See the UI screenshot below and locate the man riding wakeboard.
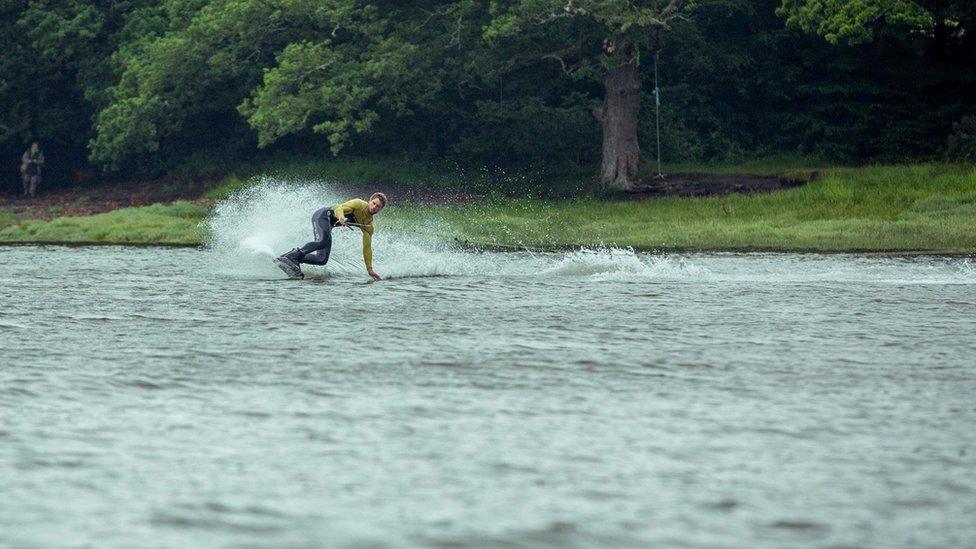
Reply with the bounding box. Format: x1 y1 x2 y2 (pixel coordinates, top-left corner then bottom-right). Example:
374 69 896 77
274 192 387 281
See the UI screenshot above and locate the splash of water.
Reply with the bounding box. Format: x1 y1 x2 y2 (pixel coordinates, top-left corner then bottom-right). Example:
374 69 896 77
541 247 707 281
204 178 507 279
205 178 337 277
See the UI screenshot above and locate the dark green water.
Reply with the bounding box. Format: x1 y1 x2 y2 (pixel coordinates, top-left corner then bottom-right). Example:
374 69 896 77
2 243 975 547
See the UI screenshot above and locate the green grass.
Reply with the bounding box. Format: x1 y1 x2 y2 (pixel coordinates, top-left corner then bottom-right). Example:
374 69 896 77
3 163 974 252
204 174 254 200
0 202 208 245
0 211 23 231
388 164 976 253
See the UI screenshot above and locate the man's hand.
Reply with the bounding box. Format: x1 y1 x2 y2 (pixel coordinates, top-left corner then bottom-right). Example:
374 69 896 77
367 269 382 281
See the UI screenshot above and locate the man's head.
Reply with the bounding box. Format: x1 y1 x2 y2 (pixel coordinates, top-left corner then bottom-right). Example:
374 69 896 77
30 141 39 151
368 192 387 215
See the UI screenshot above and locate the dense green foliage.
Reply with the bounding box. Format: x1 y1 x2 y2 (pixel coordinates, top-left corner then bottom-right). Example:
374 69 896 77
2 0 974 187
778 0 973 45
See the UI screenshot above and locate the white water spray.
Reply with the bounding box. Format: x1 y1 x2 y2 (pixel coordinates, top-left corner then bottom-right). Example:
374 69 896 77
205 178 510 279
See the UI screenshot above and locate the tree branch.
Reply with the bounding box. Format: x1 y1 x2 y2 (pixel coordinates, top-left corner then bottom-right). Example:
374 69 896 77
542 54 570 74
659 0 682 20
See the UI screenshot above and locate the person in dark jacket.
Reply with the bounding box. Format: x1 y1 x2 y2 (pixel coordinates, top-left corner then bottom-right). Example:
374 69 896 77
20 141 44 197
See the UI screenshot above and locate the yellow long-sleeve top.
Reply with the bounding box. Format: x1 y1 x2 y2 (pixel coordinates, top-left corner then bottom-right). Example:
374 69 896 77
332 199 375 270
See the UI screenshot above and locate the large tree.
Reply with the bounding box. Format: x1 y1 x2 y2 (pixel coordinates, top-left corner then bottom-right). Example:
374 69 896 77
485 1 690 190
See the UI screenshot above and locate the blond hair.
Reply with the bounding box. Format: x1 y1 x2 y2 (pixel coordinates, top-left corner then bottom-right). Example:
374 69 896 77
370 192 388 206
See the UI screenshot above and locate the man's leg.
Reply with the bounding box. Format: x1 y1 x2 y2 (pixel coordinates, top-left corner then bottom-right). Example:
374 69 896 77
299 244 331 266
28 176 38 197
296 209 333 265
21 174 29 196
275 208 332 278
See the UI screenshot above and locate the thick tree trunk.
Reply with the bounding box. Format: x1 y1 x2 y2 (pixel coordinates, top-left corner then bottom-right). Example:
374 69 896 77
594 61 642 191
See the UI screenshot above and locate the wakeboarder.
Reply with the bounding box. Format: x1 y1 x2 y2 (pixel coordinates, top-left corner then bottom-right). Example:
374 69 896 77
274 192 387 281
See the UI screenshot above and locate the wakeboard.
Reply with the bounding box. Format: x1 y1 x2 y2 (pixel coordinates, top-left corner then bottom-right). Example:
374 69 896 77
273 257 304 279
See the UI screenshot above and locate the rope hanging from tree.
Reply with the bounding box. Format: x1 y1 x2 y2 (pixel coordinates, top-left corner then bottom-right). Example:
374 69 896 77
653 49 664 178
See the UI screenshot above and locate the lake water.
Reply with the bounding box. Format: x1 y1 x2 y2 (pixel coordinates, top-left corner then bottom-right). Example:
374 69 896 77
2 186 975 548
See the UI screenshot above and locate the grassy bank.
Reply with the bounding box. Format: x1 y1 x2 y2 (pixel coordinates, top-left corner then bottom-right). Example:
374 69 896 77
404 164 976 253
2 163 974 253
0 202 207 245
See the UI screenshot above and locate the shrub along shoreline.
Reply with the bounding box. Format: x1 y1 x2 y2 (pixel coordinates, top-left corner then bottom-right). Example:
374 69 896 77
1 163 974 254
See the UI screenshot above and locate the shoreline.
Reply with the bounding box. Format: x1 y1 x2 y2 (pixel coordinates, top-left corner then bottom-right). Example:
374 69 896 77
2 240 973 258
2 162 974 255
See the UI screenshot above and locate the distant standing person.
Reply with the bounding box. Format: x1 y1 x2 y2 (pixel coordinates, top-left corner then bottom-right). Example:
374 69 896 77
20 141 44 197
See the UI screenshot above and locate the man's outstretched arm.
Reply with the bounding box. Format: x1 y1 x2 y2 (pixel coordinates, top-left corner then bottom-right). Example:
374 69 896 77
361 225 380 280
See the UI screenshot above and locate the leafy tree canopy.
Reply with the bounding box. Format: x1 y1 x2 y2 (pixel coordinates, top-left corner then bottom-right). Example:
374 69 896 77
2 0 973 183
778 0 974 44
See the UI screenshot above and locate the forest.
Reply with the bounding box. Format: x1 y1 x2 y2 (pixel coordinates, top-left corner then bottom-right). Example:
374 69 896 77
2 0 975 190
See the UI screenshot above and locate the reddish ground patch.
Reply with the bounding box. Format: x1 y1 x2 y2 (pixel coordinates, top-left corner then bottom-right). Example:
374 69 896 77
625 172 811 198
0 176 219 221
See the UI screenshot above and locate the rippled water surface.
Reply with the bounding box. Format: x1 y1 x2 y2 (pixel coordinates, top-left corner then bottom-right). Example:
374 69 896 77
3 235 976 547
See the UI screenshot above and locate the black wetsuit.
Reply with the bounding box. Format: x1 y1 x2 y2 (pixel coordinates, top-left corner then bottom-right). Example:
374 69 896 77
295 207 340 265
